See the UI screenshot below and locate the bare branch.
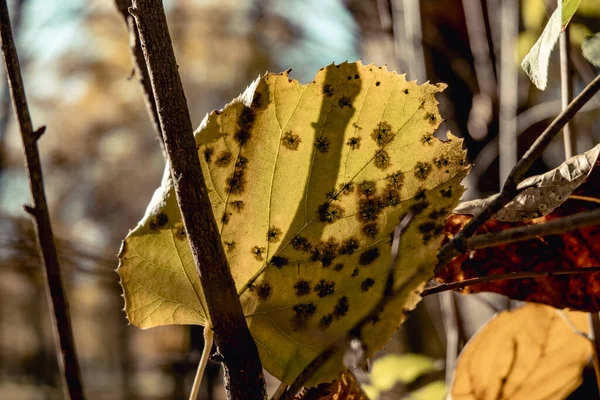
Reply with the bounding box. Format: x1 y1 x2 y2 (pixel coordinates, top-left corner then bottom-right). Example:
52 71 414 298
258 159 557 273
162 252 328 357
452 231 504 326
114 0 164 153
422 266 600 296
463 208 600 251
281 213 414 400
437 74 600 271
0 2 86 399
128 1 266 398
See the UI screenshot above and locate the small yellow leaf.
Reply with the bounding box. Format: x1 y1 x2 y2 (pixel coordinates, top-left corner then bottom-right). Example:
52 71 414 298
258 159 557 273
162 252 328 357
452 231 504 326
452 304 591 400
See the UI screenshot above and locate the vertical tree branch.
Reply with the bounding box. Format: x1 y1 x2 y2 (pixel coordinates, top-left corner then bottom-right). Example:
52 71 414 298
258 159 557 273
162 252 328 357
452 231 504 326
0 2 86 399
498 0 518 183
114 0 164 153
559 1 575 159
128 1 266 399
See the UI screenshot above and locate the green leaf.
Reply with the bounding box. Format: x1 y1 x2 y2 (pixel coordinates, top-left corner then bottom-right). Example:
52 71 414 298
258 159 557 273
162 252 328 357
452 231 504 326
583 32 600 67
521 0 581 90
118 61 469 385
362 354 444 400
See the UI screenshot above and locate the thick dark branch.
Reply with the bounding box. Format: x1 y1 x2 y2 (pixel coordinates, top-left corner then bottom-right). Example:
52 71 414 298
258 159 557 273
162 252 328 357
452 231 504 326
114 0 163 152
0 2 85 399
422 266 600 296
129 1 266 399
437 74 600 271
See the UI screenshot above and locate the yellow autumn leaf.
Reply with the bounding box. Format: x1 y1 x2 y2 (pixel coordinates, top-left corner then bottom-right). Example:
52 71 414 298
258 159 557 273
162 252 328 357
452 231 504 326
118 61 469 385
452 303 591 400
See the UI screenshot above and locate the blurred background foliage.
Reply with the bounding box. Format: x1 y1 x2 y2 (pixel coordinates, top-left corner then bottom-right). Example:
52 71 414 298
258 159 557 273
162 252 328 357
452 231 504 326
0 0 598 399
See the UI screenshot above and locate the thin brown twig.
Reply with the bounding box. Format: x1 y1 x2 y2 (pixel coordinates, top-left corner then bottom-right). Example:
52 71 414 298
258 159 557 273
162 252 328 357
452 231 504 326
280 214 414 400
128 1 266 398
463 208 600 251
0 2 85 399
421 266 600 296
436 74 600 272
114 0 164 153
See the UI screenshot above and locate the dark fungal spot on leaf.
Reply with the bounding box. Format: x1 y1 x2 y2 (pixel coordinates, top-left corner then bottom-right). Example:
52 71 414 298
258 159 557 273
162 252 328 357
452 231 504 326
385 171 404 189
358 196 384 223
338 96 352 108
418 222 443 244
354 74 360 79
319 314 334 330
358 180 377 197
433 156 450 168
361 278 375 292
149 212 169 230
374 150 391 170
251 246 266 260
383 188 401 207
251 92 262 108
231 200 244 212
256 282 272 299
221 212 230 225
318 203 345 224
441 187 453 198
203 147 214 163
339 182 355 195
326 190 340 201
315 136 330 153
294 280 311 296
415 188 427 200
414 161 432 180
428 208 448 220
404 89 409 94
376 81 381 86
334 296 349 318
175 226 186 241
291 235 312 252
371 121 393 147
322 84 335 97
267 227 282 243
340 238 359 255
227 170 246 194
346 137 361 150
224 241 236 252
425 113 437 124
334 263 344 271
314 280 335 298
410 201 429 215
420 134 433 145
359 247 380 265
292 303 317 331
269 256 289 268
311 238 339 267
282 131 301 150
215 151 233 167
351 268 359 277
362 222 379 238
235 156 249 169
347 76 352 80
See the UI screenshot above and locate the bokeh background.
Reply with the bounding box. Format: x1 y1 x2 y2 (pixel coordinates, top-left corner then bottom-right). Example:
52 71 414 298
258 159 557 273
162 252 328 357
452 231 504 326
0 0 599 398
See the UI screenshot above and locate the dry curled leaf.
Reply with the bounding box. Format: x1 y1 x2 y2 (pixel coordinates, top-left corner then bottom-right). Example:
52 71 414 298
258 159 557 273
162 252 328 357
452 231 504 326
295 372 368 400
452 304 591 400
454 144 599 221
436 146 600 311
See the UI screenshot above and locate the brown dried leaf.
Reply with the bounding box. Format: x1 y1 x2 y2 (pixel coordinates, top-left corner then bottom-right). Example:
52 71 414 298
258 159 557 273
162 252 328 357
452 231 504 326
436 147 600 311
295 372 368 400
452 304 591 400
454 144 599 221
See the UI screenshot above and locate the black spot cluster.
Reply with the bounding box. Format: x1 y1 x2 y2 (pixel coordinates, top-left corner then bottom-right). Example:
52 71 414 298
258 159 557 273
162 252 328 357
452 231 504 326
359 247 380 265
371 122 394 147
282 131 301 150
149 212 169 230
227 155 249 194
294 279 311 296
256 282 272 299
203 147 214 163
361 278 375 292
291 235 312 253
314 280 335 297
414 161 432 180
315 136 330 153
267 227 282 243
251 245 266 260
346 137 361 150
318 203 345 224
311 238 340 267
215 151 233 167
268 256 288 268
